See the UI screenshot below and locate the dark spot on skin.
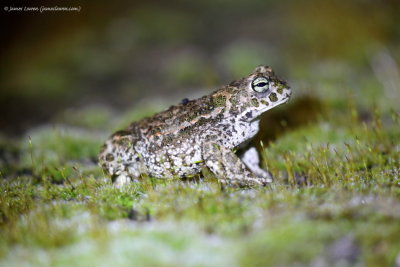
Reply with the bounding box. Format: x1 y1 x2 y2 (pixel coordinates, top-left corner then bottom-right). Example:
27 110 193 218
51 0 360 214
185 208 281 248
212 95 227 107
161 134 174 146
150 127 162 135
229 80 241 87
106 153 114 162
269 93 278 102
100 144 107 153
113 137 131 147
242 131 245 137
136 157 140 162
229 96 237 106
179 124 195 137
181 98 190 105
260 100 269 106
245 111 252 118
112 130 131 137
277 86 284 94
185 113 198 122
198 117 209 125
251 98 259 107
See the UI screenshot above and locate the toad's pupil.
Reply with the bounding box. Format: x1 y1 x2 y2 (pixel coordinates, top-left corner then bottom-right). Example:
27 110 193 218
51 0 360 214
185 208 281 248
256 82 267 87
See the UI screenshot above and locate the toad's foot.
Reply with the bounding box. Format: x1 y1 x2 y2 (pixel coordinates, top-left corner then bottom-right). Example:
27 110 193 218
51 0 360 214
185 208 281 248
202 142 270 187
112 172 132 188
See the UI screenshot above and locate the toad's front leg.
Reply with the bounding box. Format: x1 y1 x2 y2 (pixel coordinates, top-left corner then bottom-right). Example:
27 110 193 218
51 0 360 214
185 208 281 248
239 146 272 183
202 142 271 187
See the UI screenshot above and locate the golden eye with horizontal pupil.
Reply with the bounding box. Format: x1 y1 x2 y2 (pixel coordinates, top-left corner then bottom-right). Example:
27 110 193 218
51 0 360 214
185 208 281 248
251 77 270 93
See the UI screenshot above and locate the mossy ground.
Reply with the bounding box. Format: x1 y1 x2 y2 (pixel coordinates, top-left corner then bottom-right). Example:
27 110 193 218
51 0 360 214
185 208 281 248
1 88 400 266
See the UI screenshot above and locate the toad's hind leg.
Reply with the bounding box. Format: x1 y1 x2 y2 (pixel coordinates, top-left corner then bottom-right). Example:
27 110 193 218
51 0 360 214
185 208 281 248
98 133 147 187
202 142 271 187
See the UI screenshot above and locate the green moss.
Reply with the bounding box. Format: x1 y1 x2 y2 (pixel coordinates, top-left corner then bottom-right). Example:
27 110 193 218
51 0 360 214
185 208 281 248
240 221 336 266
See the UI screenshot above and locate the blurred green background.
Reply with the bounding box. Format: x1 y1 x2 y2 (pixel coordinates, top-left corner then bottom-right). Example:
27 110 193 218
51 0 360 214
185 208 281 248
1 0 399 134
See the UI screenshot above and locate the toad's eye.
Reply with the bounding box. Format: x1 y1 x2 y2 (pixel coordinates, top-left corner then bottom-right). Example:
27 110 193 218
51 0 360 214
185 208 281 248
251 77 270 93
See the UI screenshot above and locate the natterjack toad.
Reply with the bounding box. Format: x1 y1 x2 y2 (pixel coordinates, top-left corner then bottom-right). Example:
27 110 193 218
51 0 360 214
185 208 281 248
99 66 291 187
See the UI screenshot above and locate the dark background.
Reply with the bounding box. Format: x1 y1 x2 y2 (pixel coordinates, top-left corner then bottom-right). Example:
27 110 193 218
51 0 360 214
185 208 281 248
1 0 399 134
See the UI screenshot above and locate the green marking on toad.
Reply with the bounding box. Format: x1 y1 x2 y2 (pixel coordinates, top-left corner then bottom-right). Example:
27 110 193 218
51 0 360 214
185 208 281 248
99 65 292 187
